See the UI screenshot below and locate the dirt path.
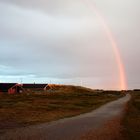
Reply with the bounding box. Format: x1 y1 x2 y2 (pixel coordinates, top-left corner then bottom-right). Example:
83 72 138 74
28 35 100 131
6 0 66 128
0 94 131 140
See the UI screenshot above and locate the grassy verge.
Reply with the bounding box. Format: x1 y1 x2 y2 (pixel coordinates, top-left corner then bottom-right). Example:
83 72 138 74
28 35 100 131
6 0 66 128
122 91 140 140
0 85 123 134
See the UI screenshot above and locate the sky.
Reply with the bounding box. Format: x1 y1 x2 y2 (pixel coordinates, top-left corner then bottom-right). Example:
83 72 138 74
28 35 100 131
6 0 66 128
0 0 140 90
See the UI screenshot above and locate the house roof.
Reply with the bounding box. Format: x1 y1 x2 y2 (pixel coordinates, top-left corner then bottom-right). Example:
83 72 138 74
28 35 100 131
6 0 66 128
22 84 48 89
0 83 17 92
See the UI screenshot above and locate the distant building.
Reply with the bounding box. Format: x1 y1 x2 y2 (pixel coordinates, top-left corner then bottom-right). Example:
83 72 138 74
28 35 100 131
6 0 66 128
0 83 50 94
0 83 22 94
22 83 50 92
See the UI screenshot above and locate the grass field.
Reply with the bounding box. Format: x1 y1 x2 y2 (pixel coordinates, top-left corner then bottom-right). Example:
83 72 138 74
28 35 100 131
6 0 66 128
0 85 124 134
122 90 140 140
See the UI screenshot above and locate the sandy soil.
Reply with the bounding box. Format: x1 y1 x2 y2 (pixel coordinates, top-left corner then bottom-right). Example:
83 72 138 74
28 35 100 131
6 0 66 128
0 94 130 140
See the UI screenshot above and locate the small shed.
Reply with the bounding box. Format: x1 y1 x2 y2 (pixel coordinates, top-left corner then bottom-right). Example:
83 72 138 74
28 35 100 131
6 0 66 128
0 83 22 94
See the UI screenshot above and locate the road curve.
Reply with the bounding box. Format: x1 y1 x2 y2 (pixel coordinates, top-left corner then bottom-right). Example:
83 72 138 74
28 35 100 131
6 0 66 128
0 94 131 140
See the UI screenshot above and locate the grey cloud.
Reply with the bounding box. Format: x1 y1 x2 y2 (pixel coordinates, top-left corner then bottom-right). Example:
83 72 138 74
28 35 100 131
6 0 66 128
0 0 140 89
0 0 93 18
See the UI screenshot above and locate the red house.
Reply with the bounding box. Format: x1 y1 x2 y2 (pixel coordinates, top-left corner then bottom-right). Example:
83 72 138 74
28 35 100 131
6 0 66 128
0 83 22 94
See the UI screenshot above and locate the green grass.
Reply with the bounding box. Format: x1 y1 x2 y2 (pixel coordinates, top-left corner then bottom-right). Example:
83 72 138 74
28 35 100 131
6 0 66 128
122 91 140 140
0 85 123 134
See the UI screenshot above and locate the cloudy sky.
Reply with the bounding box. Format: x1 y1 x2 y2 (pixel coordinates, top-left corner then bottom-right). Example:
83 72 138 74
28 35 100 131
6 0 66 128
0 0 140 90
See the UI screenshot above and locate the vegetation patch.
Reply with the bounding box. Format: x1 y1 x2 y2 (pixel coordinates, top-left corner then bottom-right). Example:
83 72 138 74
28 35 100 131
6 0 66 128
0 85 123 134
122 91 140 140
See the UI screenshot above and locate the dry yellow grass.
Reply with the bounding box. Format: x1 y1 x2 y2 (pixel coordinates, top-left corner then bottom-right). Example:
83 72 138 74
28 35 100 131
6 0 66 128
0 85 123 134
121 91 140 140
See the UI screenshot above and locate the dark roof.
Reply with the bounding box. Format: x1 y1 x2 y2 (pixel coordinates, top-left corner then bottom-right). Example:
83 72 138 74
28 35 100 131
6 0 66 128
0 83 17 92
22 84 48 89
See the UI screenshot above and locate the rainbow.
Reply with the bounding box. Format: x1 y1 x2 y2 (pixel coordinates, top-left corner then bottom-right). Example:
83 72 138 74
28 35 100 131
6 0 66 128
84 0 127 90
